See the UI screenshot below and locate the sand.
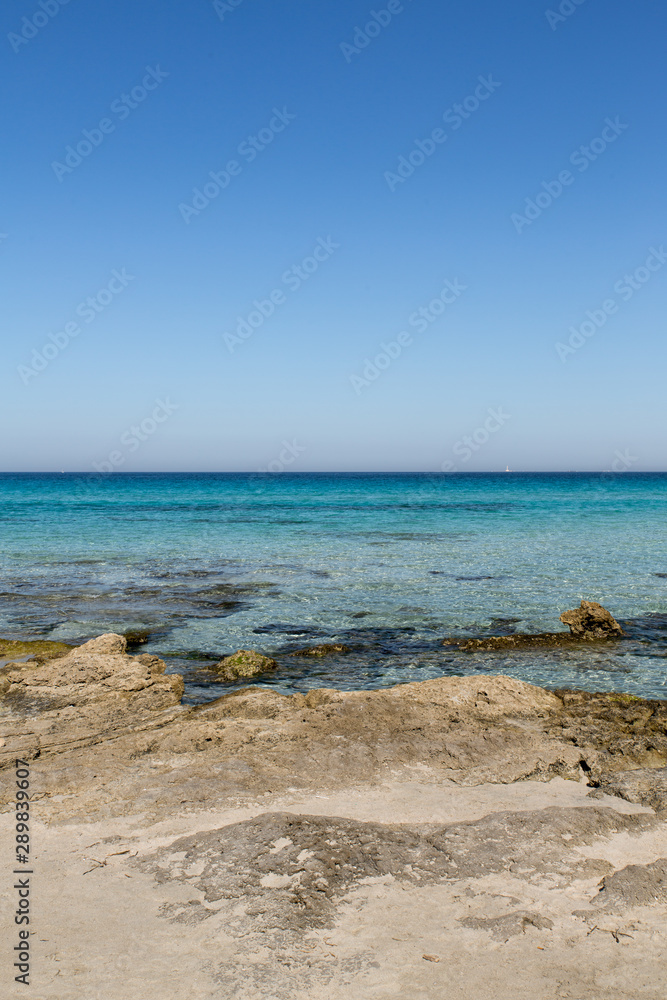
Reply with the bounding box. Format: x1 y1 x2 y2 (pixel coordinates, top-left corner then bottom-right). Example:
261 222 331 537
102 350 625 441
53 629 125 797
2 635 667 998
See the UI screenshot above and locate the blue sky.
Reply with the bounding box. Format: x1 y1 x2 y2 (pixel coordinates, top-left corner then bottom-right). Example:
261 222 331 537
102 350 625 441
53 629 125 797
1 0 665 472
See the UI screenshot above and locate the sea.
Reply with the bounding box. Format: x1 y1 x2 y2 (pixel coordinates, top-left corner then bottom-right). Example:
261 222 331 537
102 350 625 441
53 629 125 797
1 472 666 704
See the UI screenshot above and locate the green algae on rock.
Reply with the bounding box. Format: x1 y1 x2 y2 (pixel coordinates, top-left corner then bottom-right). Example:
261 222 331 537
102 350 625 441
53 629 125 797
212 649 279 682
289 643 351 657
443 600 625 651
0 637 74 663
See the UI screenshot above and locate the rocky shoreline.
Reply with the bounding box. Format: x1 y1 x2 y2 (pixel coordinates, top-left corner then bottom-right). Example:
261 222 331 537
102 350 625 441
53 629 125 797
2 627 667 999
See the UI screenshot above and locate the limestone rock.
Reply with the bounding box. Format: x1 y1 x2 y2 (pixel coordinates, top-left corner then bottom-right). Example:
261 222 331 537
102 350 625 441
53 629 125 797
1 633 667 1000
77 633 128 655
135 653 169 674
123 629 152 648
0 632 182 716
387 673 562 719
460 910 554 941
596 767 667 811
213 649 279 682
559 600 624 638
593 858 667 909
137 806 655 935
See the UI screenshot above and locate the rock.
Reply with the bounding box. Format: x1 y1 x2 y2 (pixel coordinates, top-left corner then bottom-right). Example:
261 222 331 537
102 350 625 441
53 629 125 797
596 767 667 811
444 600 624 650
136 806 655 936
135 653 169 674
550 689 667 778
2 647 667 1000
593 858 667 909
289 643 351 657
0 632 182 716
394 674 561 719
213 649 279 682
450 633 582 651
77 633 128 655
123 629 151 648
460 911 553 941
559 600 624 638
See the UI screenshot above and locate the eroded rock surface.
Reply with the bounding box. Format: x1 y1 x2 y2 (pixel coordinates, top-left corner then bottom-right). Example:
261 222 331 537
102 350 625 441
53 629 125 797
595 767 667 811
593 858 667 909
560 600 625 638
2 633 667 999
0 632 182 713
0 633 184 759
138 805 656 935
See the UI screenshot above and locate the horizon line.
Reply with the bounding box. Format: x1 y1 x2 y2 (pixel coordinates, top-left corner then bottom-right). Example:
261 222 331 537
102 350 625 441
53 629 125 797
1 470 665 477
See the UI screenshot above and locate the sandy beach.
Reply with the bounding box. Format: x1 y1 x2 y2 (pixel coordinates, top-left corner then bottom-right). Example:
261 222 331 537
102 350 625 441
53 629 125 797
2 633 667 999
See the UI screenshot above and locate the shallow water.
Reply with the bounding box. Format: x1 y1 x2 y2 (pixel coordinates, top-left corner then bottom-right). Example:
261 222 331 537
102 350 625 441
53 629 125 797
1 472 666 702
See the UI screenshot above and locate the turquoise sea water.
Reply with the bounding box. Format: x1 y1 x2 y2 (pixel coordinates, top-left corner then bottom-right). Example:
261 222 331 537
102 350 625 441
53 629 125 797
1 472 667 702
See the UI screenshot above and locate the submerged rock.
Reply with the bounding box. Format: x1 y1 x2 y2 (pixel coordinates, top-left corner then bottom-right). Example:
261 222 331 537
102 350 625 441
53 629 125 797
289 643 351 657
444 600 624 650
123 629 152 648
213 649 279 682
448 633 583 651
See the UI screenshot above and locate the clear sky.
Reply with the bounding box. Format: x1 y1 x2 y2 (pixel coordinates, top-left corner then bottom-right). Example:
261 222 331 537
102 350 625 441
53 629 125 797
1 0 665 472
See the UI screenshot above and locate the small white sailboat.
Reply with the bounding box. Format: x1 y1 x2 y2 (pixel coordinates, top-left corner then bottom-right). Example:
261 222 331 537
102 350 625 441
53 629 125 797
505 465 511 472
